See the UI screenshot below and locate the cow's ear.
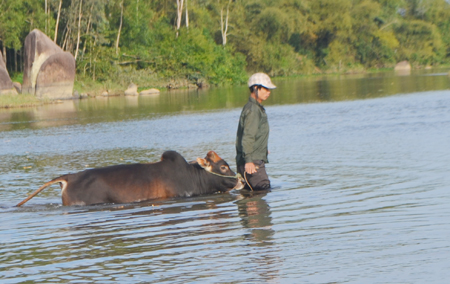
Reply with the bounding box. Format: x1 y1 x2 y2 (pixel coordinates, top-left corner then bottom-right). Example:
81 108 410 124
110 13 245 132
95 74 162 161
196 158 211 171
206 151 221 163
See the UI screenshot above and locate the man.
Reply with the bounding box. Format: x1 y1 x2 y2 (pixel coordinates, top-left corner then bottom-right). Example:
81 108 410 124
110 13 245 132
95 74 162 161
236 73 276 191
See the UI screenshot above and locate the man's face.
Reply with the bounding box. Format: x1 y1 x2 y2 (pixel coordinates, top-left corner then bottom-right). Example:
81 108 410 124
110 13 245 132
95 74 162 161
258 87 271 102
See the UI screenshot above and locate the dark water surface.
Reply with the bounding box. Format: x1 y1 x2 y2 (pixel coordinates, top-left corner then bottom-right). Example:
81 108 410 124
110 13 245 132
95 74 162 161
1 70 450 283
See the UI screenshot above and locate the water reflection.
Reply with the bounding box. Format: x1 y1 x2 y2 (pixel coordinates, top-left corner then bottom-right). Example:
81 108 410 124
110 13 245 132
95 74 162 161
0 100 78 131
235 190 280 282
3 194 247 282
237 190 274 245
1 69 449 132
395 69 411 76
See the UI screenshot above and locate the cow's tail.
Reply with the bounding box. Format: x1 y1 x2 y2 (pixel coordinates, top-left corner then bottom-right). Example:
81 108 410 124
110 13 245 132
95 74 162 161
15 176 68 207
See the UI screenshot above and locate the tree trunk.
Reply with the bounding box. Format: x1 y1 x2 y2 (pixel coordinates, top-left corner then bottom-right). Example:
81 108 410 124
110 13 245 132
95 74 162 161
136 0 139 20
14 49 17 72
176 0 184 37
54 0 62 43
74 0 83 60
45 0 48 34
92 35 97 81
62 25 70 50
2 45 6 66
82 4 94 60
185 0 189 29
220 0 231 46
116 0 124 55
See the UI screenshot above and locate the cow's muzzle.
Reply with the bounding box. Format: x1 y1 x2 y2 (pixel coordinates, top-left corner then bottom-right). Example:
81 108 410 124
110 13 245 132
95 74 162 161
233 173 246 190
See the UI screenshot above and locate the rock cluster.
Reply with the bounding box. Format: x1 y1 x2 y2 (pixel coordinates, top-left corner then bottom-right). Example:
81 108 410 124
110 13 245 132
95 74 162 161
3 29 162 100
124 83 160 96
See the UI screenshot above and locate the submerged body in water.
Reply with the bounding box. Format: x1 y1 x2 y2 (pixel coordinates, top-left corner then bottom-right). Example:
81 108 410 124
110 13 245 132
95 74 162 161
16 151 244 206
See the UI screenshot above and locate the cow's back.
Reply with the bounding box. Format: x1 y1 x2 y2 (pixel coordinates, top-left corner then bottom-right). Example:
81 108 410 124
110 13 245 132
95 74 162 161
62 152 195 205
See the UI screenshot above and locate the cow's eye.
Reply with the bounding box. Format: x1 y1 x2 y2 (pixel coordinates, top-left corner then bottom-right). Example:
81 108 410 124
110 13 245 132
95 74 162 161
220 165 228 172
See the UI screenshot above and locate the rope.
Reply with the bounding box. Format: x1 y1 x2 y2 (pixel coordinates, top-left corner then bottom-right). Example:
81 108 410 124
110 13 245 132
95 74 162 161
205 170 242 180
244 172 254 191
202 167 256 192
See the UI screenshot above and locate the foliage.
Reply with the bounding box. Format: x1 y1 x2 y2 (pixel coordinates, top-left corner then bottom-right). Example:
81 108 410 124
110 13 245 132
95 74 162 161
2 0 450 87
394 20 444 65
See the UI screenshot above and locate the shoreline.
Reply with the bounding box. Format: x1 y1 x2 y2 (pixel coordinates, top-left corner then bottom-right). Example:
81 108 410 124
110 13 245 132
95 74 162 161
2 66 449 109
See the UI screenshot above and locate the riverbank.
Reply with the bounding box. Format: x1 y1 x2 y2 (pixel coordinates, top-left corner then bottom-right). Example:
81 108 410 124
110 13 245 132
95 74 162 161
1 73 215 109
2 66 449 109
0 94 51 109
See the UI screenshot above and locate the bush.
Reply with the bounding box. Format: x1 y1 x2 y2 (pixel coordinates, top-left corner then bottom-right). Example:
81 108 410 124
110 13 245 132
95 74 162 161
394 20 444 65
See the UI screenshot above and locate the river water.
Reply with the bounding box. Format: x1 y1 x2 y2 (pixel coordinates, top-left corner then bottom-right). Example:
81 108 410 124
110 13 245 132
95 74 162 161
1 70 450 283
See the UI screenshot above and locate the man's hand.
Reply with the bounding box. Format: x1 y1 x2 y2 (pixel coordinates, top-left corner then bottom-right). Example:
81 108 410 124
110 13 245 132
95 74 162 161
245 162 258 174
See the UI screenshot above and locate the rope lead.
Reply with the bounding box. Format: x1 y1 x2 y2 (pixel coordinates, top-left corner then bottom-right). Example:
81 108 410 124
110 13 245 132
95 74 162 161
244 172 254 191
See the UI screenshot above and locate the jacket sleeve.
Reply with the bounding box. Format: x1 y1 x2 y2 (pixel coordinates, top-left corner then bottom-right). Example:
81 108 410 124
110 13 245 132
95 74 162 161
241 108 260 163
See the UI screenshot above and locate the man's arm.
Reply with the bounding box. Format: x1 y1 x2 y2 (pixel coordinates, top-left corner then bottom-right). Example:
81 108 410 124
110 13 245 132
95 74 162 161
241 109 260 173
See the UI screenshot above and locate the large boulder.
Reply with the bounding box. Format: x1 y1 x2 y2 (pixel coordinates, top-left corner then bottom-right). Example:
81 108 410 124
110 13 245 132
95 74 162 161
124 83 138 96
0 53 18 95
394 61 411 75
22 29 75 99
35 52 75 99
139 88 160 96
394 61 411 71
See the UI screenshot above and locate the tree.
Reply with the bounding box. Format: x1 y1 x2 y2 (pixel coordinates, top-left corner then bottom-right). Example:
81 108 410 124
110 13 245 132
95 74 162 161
176 0 184 37
54 0 62 42
3 0 450 84
0 0 30 69
220 0 231 46
74 0 83 60
394 19 444 64
116 0 123 55
185 0 189 28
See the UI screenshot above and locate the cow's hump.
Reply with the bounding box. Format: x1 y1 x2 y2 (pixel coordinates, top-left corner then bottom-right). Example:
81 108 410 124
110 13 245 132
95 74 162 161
161 151 185 163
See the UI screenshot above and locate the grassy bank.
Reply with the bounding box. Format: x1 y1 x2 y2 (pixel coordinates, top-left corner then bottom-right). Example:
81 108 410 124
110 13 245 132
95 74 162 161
73 70 215 96
0 76 200 109
0 94 47 109
3 65 448 109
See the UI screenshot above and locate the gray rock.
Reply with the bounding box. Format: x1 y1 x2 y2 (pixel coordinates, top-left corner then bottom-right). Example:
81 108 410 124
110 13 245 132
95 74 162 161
0 52 18 95
394 61 411 76
13 82 21 94
124 83 138 96
139 88 160 96
35 52 76 99
22 29 75 99
394 61 411 71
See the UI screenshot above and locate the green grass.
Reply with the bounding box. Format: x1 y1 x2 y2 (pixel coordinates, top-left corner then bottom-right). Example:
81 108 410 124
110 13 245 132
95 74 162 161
0 94 46 108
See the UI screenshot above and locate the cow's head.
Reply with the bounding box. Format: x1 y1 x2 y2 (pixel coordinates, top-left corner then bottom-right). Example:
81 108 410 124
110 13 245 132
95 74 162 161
197 151 245 191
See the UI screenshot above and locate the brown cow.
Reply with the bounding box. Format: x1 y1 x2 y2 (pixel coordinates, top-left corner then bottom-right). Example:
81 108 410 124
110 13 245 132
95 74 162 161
16 150 245 206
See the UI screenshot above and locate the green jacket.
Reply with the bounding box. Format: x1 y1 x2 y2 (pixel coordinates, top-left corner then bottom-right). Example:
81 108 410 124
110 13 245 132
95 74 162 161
236 97 269 166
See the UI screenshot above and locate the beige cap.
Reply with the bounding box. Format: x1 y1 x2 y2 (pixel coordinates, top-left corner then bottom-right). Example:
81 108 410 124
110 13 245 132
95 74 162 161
247 73 276 89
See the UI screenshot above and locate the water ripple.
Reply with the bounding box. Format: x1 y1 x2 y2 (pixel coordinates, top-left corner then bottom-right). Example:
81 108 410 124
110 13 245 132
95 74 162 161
2 89 450 283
